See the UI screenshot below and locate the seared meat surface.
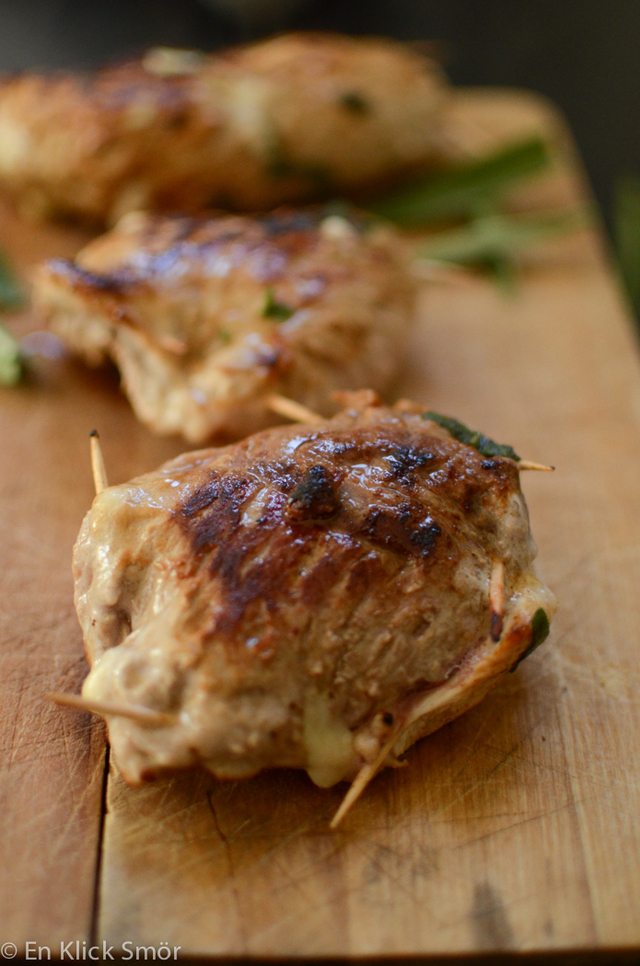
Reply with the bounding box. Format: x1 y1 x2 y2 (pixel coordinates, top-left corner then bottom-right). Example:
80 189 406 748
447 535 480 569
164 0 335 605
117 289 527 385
0 32 447 225
74 393 556 811
35 208 414 442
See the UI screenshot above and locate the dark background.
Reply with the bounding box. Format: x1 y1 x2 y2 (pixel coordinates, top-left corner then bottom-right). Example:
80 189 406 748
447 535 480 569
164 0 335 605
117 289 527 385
0 0 638 232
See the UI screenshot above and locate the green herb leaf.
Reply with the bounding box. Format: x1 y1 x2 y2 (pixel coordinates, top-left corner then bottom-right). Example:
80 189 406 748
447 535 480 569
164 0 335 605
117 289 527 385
0 248 25 310
614 175 640 319
339 91 371 115
0 322 24 386
510 608 551 672
486 252 519 296
218 330 232 345
423 410 520 460
369 137 552 227
262 288 294 321
418 209 584 268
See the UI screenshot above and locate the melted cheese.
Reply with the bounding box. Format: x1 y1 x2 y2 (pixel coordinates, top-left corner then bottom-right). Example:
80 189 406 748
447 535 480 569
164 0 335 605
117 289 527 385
303 690 355 787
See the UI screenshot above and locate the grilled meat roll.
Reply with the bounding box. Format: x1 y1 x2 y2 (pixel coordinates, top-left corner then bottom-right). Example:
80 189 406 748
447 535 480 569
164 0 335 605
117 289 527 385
73 392 556 822
35 208 415 442
0 32 447 225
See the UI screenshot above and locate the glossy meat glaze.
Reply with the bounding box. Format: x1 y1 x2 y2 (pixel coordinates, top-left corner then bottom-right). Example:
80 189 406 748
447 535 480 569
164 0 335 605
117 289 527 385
35 208 415 441
0 32 448 224
75 394 556 790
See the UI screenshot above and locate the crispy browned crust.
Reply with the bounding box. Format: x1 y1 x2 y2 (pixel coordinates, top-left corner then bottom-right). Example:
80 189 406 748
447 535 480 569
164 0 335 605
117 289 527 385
34 210 415 441
168 420 517 643
74 395 555 791
0 32 448 224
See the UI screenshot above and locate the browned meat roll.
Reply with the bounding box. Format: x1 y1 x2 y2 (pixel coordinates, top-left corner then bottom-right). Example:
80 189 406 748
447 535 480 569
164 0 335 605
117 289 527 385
0 32 448 225
72 392 556 823
34 207 415 442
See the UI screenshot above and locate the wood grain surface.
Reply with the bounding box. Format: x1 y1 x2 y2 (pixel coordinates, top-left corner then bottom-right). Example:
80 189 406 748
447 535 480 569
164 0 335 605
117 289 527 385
2 89 640 956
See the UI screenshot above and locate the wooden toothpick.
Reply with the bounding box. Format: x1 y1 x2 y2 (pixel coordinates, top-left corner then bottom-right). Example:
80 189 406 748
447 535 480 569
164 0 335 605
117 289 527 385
330 730 399 829
46 691 174 726
89 430 109 494
489 558 505 642
265 394 325 425
518 460 555 472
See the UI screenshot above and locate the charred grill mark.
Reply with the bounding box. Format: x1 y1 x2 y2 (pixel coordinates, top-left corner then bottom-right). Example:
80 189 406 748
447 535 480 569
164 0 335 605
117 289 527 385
247 460 301 497
213 529 308 638
190 480 249 554
47 259 134 294
286 465 339 523
57 216 321 295
312 433 457 488
176 473 222 518
410 520 442 555
276 468 302 494
420 453 517 516
258 211 320 235
479 457 519 492
48 205 353 312
174 475 250 555
385 444 437 480
167 419 520 645
359 507 442 561
213 551 270 633
130 231 246 282
174 468 310 638
309 437 356 459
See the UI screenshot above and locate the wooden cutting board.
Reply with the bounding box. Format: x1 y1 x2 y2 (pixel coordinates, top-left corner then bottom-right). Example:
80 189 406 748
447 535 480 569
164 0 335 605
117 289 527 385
2 89 640 957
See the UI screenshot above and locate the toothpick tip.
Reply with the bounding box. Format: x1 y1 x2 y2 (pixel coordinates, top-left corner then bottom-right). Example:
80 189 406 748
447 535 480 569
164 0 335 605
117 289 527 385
518 460 555 472
90 431 109 494
46 691 174 726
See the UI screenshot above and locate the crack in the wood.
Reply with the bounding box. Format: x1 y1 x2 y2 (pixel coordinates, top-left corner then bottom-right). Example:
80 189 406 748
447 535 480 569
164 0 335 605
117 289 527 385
205 790 249 953
89 744 110 947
